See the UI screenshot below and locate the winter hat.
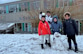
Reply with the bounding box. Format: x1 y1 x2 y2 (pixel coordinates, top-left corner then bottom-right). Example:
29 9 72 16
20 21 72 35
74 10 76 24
52 15 58 22
63 12 71 17
41 13 46 17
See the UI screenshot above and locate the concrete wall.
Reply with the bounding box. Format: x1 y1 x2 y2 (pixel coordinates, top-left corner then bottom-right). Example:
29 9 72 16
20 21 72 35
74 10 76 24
0 11 34 23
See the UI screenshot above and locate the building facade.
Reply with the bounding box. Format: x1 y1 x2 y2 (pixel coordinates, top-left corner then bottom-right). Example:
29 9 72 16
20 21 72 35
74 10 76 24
0 0 83 34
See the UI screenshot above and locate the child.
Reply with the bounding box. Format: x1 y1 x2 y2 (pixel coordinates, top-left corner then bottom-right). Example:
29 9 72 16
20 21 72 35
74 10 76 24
51 15 62 34
63 12 78 52
46 11 52 27
38 13 51 49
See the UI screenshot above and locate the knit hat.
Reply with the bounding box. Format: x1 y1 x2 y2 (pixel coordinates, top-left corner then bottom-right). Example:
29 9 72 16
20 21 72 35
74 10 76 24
63 12 71 17
41 13 46 17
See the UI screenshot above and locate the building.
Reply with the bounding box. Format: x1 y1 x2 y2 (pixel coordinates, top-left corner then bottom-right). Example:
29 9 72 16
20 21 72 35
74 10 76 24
75 0 83 5
0 0 83 34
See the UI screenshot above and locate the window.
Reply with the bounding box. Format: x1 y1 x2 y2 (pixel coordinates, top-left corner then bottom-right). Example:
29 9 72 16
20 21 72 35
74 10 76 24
30 1 40 10
27 2 30 11
35 1 40 10
19 2 28 11
28 23 32 32
0 6 6 14
64 0 68 6
15 23 22 32
63 0 73 7
16 4 20 12
6 5 9 13
69 0 73 6
59 0 64 7
22 23 25 31
56 0 59 8
24 2 28 11
8 4 17 13
44 0 54 9
19 3 25 11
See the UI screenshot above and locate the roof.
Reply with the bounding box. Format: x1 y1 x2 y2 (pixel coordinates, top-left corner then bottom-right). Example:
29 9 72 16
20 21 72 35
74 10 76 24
0 23 15 30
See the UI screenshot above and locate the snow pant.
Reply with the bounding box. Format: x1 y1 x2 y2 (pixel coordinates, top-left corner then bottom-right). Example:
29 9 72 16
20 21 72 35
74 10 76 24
67 35 78 50
40 35 50 45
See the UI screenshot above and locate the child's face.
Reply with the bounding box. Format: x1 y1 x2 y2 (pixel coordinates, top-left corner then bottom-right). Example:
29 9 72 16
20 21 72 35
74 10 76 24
41 17 45 21
65 15 70 20
47 13 51 16
54 18 57 22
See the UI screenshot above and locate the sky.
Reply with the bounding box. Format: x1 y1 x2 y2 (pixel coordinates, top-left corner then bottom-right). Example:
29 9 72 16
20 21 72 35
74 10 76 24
0 0 20 4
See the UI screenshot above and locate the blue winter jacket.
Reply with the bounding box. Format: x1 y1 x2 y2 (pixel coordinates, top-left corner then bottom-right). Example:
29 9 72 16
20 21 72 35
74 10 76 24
51 15 62 34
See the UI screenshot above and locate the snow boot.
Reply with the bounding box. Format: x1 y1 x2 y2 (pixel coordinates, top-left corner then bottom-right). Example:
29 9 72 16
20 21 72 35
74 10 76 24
41 44 44 49
75 49 78 53
74 44 78 52
45 40 48 45
47 43 51 48
75 47 78 52
68 47 72 51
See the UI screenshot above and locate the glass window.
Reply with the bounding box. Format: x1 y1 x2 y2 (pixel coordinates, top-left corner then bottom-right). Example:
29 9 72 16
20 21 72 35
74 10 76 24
36 1 40 10
19 3 28 11
24 2 28 11
30 2 34 10
30 1 40 10
28 23 32 32
69 0 73 6
64 0 68 6
63 0 72 6
28 2 30 11
6 5 9 13
8 4 17 13
44 0 53 9
59 0 64 7
22 23 25 31
19 3 24 11
0 6 6 14
15 23 22 32
16 4 20 12
56 0 59 8
44 0 48 9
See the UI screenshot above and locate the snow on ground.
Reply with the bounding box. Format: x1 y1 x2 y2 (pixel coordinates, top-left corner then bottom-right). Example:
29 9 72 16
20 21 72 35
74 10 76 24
0 34 83 54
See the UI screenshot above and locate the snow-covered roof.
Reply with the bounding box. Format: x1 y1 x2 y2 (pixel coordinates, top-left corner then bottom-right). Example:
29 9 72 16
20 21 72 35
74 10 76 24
0 23 15 30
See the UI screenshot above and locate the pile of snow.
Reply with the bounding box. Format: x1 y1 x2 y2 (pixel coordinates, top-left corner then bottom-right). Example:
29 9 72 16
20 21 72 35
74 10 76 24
0 34 83 54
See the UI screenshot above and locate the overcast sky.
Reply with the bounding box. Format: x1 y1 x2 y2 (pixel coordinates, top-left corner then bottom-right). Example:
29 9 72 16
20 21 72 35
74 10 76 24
0 0 20 4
